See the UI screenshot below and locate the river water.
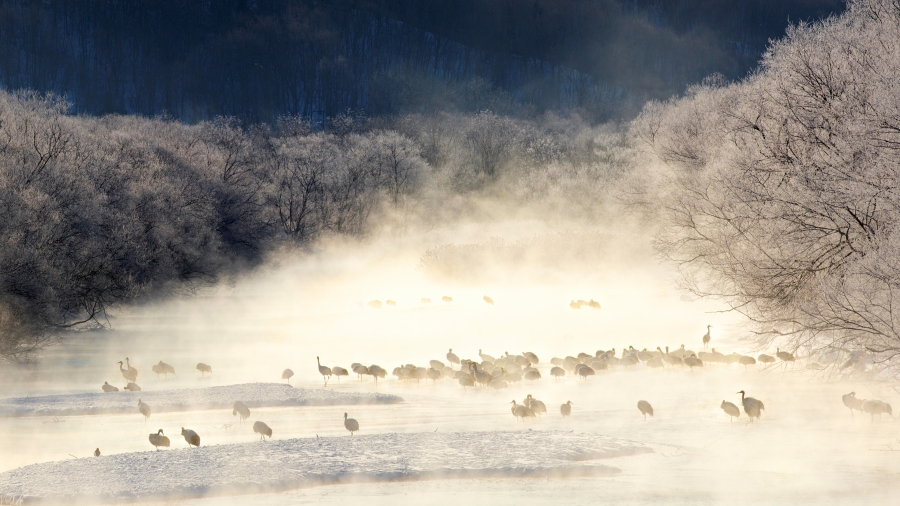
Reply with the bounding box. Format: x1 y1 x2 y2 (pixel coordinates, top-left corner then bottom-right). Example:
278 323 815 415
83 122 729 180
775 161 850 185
1 223 898 504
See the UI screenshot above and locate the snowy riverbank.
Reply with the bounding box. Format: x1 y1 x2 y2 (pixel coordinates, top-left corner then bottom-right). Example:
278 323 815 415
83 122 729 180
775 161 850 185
0 383 402 417
0 430 650 504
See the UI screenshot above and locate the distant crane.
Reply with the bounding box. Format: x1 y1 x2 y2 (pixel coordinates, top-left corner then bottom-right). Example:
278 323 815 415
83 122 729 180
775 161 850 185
510 400 535 422
344 412 359 435
702 325 712 348
317 356 332 386
118 360 138 382
842 392 863 417
483 295 494 305
720 400 740 422
332 366 349 381
124 382 141 392
233 401 251 423
737 390 765 421
138 399 151 423
637 400 654 420
862 399 893 421
442 296 453 302
758 354 775 365
253 421 273 441
94 448 101 457
149 429 170 450
102 382 118 393
196 363 212 376
446 349 460 368
181 427 200 447
560 401 572 418
550 366 566 379
684 354 704 371
282 369 294 384
776 348 795 363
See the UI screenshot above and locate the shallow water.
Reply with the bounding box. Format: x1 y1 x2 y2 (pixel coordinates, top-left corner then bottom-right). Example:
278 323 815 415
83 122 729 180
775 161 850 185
1 224 899 504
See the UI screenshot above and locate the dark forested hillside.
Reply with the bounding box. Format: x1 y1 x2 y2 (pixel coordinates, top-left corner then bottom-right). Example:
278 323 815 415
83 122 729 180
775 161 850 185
0 0 844 123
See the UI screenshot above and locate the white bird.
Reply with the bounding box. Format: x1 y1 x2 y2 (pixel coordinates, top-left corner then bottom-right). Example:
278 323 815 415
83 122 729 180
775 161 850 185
479 349 496 363
344 412 359 435
472 364 491 387
102 381 118 392
684 354 703 370
137 399 151 423
702 325 712 348
489 375 508 390
352 364 369 380
524 369 541 382
588 299 601 309
385 300 397 306
196 363 212 376
367 300 383 308
181 427 200 447
332 366 349 381
442 295 453 302
560 401 572 418
124 382 141 392
738 390 765 421
484 295 494 305
842 392 863 417
446 349 460 368
637 400 654 420
576 364 595 379
253 421 273 441
510 400 535 422
862 399 893 421
149 429 170 450
233 401 250 423
721 400 740 422
524 395 547 416
776 348 795 363
317 356 332 386
118 359 138 382
282 368 294 384
369 365 386 384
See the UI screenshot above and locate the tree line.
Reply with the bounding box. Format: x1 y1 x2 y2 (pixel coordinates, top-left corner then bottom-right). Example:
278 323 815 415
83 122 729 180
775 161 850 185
0 91 621 358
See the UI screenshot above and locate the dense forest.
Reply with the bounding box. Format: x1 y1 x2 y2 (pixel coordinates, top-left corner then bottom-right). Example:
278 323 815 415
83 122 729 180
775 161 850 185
0 0 844 122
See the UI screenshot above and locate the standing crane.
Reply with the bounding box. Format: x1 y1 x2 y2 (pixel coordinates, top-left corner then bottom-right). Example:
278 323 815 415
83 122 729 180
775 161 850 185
317 357 332 386
137 399 151 424
344 412 359 435
702 325 712 348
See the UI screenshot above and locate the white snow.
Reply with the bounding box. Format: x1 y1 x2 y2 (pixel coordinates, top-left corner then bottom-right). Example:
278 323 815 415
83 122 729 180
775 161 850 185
0 383 402 417
0 430 649 504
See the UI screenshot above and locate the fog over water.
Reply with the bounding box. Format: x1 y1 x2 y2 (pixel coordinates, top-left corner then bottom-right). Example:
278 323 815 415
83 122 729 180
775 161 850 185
1 218 899 504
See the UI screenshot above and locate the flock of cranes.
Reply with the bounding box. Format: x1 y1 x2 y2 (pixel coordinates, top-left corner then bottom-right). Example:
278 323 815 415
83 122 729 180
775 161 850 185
91 321 893 459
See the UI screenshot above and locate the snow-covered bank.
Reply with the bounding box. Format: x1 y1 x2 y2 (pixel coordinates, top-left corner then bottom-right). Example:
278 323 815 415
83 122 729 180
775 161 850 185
0 431 649 504
0 383 402 417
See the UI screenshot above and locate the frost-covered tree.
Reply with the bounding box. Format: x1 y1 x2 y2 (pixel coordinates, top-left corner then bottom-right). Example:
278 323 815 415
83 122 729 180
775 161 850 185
634 0 900 369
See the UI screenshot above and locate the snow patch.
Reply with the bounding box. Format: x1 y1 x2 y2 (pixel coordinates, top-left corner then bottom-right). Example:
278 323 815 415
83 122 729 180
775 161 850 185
0 430 646 504
0 383 402 417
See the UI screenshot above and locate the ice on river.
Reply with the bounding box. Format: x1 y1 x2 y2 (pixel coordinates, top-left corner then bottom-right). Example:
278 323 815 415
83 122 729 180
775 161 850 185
0 383 402 417
0 430 650 504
